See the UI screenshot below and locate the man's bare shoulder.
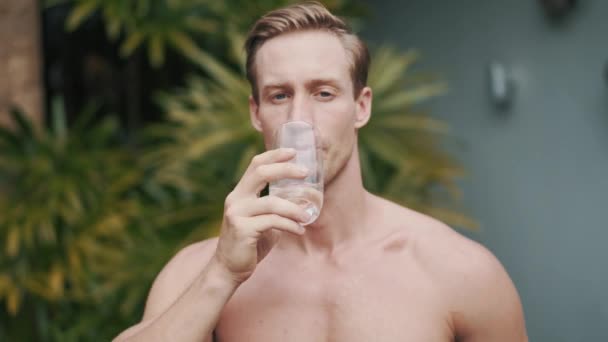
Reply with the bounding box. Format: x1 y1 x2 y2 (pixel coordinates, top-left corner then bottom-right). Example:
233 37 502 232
371 194 503 280
373 195 527 340
142 237 219 320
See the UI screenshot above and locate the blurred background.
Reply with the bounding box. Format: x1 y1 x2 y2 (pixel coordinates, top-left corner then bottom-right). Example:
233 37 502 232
0 0 605 341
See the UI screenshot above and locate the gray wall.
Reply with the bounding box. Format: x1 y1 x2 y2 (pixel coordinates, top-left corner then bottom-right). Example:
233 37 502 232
362 1 608 341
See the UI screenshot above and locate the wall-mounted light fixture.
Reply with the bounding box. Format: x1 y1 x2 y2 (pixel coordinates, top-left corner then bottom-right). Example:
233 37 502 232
487 61 516 109
539 0 578 19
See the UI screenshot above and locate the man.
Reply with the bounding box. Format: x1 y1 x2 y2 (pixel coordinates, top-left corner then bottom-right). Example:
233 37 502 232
114 2 528 341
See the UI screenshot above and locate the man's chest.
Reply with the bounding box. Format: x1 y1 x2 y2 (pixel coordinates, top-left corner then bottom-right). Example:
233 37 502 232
214 252 454 341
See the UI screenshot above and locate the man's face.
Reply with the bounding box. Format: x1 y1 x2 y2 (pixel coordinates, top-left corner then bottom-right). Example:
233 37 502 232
249 30 371 186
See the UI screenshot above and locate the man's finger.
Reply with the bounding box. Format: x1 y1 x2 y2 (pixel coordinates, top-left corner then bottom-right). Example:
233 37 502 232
248 148 297 168
234 150 308 196
245 214 305 236
230 196 311 224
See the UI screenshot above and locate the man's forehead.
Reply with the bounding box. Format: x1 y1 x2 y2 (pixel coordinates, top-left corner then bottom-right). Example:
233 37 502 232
255 31 351 86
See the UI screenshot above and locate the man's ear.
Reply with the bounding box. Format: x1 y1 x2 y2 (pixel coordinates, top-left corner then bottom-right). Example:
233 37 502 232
249 95 262 132
354 86 373 129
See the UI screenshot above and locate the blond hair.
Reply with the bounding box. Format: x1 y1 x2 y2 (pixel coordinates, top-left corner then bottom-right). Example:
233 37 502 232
244 1 370 103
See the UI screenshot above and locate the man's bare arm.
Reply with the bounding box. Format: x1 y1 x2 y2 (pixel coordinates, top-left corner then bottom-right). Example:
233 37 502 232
113 149 311 341
411 217 528 341
445 237 528 341
113 238 234 342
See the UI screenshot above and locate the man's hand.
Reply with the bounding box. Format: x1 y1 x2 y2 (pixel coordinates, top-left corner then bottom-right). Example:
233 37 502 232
212 148 312 285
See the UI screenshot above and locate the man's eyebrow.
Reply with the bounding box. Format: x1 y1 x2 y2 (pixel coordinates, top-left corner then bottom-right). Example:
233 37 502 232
261 83 291 94
305 78 342 89
260 79 342 94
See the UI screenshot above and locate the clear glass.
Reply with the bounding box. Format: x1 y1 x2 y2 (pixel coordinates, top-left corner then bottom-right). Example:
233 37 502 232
269 121 324 225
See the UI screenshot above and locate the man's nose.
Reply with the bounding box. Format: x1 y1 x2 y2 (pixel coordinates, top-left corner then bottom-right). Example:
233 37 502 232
288 94 313 123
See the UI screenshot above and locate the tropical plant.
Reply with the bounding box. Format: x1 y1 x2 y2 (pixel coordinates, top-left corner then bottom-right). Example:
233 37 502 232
0 99 150 340
55 0 366 68
361 47 475 228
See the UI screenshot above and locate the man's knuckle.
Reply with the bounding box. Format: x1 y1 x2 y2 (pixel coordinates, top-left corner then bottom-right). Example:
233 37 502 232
269 214 285 224
256 196 269 210
255 165 268 178
226 215 240 230
224 212 237 226
232 216 244 227
224 192 236 208
264 195 280 208
251 154 263 166
224 206 237 219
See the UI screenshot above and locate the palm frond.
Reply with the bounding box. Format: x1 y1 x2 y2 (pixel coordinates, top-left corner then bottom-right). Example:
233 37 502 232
362 46 473 228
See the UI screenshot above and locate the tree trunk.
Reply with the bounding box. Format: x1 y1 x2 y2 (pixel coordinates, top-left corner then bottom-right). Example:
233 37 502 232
0 0 44 128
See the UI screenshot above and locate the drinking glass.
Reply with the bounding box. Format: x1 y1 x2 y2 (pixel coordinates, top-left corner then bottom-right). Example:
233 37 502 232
269 121 324 225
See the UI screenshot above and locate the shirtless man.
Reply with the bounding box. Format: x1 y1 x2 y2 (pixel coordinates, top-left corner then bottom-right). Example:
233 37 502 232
114 2 528 341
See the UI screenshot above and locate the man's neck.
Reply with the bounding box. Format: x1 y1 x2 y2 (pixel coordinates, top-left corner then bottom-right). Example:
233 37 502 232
280 145 372 255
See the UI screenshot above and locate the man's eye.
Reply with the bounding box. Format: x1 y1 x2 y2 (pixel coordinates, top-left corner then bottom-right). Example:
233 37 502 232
317 91 335 99
273 93 288 101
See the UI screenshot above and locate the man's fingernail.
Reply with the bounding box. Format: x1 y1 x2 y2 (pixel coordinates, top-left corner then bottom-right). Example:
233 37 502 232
283 148 296 154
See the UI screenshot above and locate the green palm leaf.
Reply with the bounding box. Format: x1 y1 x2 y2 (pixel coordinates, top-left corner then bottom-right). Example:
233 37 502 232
362 46 473 228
